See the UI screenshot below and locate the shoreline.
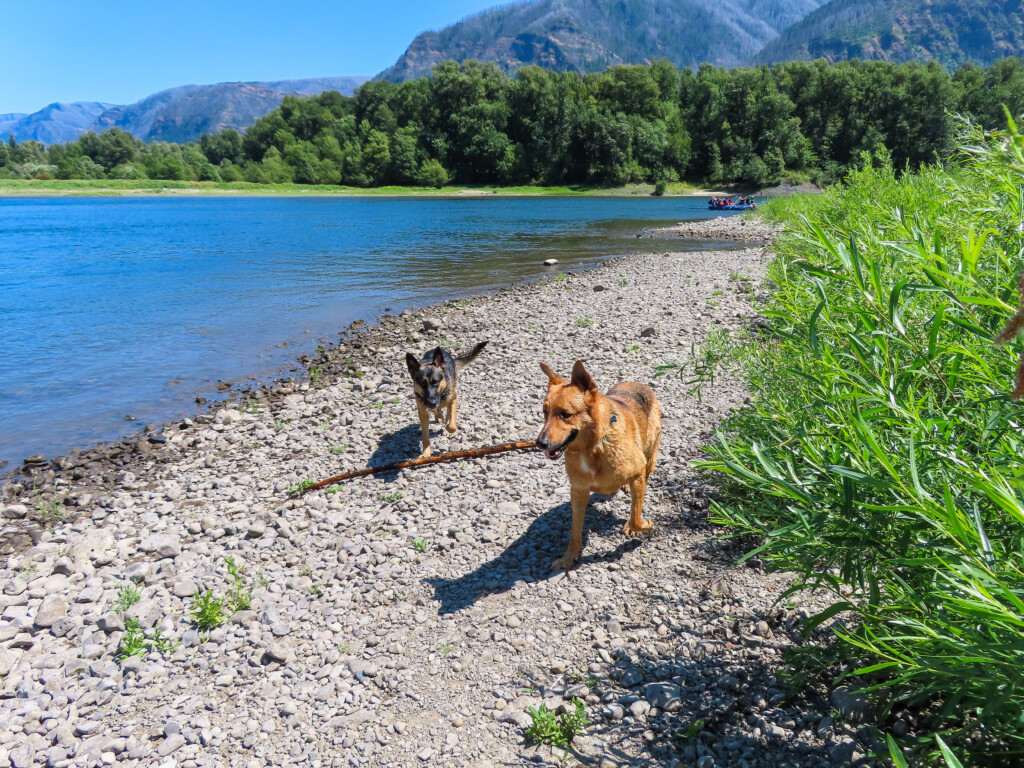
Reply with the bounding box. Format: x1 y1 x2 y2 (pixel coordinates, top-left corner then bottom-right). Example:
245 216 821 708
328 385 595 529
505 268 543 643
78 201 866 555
0 180 717 198
0 221 751 481
0 213 870 768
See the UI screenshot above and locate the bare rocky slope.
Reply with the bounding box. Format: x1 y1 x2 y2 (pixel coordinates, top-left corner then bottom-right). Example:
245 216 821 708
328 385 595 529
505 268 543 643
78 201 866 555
0 216 879 768
379 0 827 81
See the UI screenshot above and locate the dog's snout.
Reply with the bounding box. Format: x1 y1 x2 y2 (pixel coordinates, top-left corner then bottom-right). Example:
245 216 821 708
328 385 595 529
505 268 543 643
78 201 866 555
536 435 549 450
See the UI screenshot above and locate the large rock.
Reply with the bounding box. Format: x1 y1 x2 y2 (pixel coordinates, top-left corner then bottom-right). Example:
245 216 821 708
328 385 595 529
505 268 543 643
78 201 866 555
497 710 532 729
830 685 872 723
139 533 181 559
34 594 67 628
69 528 115 566
645 682 681 711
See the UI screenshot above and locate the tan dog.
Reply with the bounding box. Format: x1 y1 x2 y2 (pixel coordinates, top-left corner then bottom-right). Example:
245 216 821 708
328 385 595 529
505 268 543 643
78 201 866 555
537 360 661 570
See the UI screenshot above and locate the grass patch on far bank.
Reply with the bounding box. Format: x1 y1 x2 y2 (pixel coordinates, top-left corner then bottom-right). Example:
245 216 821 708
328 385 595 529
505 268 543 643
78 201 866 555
0 178 707 198
687 124 1024 766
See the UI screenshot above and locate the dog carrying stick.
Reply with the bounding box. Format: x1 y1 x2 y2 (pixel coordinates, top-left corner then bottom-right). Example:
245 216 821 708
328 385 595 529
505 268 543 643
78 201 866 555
298 440 538 494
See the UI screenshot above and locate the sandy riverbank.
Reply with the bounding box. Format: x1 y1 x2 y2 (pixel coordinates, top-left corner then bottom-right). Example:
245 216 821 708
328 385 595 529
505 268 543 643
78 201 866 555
0 215 874 768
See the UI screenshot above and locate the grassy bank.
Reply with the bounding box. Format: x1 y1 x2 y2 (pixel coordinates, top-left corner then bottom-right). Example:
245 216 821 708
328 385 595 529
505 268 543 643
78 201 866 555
0 178 709 198
689 125 1024 766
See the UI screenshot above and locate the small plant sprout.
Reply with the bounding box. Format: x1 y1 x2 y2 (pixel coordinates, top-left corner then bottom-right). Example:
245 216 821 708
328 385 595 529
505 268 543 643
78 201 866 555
309 367 321 385
116 583 141 613
34 498 65 525
618 278 628 287
575 316 594 328
413 538 428 553
378 490 403 502
330 443 348 454
225 556 251 612
524 699 588 749
190 590 226 632
287 479 316 495
115 618 179 663
440 642 455 657
115 619 147 662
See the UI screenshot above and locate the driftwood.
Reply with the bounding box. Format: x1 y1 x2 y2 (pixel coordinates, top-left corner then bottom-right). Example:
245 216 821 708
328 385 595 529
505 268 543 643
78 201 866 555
299 440 538 494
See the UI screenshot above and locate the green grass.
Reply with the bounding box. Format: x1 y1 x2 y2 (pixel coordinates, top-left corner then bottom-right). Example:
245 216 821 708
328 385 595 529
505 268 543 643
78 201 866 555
688 123 1024 766
754 192 819 223
575 316 594 328
413 538 428 553
0 178 707 198
34 498 65 525
330 443 348 454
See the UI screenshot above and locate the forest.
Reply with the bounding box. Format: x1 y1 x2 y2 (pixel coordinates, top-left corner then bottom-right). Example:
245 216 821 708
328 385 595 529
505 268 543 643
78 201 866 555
3 56 1024 189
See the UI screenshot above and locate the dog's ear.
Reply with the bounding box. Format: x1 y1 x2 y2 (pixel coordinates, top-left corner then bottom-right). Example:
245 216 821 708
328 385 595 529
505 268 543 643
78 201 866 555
406 352 420 376
540 362 564 386
570 360 597 393
432 347 445 368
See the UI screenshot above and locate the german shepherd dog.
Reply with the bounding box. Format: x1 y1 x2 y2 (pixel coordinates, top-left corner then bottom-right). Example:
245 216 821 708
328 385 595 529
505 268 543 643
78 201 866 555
406 341 488 457
537 360 661 570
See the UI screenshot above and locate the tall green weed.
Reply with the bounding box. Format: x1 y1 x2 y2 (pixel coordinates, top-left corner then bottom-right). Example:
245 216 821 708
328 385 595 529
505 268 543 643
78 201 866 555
697 120 1024 765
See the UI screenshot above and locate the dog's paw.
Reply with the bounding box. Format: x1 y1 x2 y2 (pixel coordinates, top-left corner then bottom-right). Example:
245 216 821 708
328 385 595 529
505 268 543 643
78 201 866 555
444 425 457 435
418 446 433 459
551 555 577 572
622 520 653 537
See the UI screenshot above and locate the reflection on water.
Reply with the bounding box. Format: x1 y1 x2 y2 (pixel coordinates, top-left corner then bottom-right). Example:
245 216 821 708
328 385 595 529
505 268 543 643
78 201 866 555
0 195 739 468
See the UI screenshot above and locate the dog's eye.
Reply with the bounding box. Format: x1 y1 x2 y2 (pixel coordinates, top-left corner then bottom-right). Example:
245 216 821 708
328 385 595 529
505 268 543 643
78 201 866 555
560 411 572 420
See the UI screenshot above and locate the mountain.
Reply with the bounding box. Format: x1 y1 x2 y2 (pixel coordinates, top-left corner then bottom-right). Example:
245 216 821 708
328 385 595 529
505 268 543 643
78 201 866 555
0 113 27 136
754 0 1024 67
91 76 368 143
4 76 368 145
3 102 114 144
379 0 829 81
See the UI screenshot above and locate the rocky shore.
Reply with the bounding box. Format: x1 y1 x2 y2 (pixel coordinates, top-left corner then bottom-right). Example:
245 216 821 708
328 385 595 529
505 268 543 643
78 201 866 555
0 215 875 768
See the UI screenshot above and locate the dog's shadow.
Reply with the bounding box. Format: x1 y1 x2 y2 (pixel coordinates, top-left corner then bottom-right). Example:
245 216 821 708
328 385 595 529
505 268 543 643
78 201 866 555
425 497 641 615
365 423 423 481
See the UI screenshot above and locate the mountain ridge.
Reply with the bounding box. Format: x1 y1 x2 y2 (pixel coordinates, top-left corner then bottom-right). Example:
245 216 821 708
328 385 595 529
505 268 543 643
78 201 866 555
754 0 1024 67
379 0 829 81
3 76 368 145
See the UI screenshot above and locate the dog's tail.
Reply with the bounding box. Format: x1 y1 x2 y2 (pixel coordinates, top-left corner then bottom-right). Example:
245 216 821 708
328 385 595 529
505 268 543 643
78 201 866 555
454 340 488 371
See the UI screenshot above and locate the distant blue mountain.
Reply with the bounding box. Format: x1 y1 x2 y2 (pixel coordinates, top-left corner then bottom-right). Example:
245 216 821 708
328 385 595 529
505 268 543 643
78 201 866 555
0 113 27 136
3 102 113 144
3 76 368 145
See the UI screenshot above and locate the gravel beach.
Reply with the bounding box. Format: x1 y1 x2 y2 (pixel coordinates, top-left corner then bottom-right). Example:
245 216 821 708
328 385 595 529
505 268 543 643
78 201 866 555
0 215 877 768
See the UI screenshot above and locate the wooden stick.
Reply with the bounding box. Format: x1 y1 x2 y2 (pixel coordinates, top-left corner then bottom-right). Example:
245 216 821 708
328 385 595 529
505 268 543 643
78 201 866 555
299 440 538 494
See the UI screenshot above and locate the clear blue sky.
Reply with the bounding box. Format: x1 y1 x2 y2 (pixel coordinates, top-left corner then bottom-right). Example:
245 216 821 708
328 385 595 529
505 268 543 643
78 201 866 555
1 0 502 114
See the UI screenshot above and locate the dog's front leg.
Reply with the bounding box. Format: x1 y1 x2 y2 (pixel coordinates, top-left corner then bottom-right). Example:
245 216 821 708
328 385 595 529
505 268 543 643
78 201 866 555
445 397 457 434
623 475 653 535
417 403 432 457
552 487 590 571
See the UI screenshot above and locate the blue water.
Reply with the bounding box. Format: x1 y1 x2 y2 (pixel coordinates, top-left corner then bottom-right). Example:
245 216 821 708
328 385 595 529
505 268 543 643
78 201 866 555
0 195 736 470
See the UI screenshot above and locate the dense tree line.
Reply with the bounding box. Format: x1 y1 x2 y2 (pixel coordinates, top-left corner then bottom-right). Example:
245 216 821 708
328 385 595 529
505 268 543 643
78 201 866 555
4 57 1024 189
